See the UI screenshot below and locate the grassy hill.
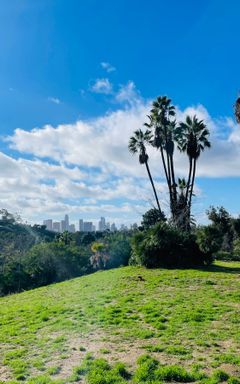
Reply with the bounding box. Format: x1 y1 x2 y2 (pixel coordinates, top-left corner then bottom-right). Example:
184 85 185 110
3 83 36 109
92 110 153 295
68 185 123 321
1 262 240 384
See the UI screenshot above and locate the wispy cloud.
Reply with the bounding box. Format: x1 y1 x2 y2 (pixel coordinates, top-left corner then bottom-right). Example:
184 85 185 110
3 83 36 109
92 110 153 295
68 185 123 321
115 81 141 105
48 97 61 105
100 62 116 73
90 78 113 94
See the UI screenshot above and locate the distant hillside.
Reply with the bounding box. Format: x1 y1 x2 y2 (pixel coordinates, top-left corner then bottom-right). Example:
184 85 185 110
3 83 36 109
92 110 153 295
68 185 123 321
1 262 240 383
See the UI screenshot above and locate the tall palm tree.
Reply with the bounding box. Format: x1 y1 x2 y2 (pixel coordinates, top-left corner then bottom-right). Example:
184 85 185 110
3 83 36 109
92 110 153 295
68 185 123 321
177 115 211 210
128 129 162 213
145 96 177 215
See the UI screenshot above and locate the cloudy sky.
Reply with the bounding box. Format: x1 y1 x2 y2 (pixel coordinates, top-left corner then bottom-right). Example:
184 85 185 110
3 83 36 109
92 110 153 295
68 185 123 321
0 0 240 227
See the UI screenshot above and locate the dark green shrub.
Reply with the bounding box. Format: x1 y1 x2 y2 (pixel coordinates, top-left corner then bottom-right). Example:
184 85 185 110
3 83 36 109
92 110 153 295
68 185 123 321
107 233 131 268
233 238 240 260
131 222 212 268
215 251 234 261
141 208 166 229
196 225 222 257
24 242 91 288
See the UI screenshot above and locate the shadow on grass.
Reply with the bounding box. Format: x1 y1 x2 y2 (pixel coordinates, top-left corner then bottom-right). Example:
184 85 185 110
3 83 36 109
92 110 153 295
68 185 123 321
198 263 240 274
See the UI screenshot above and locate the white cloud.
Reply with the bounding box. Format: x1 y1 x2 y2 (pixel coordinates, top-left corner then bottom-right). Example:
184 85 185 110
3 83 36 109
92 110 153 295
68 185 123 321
100 62 116 73
115 81 141 105
0 151 154 225
90 78 113 94
8 102 240 178
3 98 240 224
48 97 61 104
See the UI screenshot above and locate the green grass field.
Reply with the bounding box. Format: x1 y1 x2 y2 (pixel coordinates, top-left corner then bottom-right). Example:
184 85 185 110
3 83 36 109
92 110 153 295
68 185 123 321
1 262 240 383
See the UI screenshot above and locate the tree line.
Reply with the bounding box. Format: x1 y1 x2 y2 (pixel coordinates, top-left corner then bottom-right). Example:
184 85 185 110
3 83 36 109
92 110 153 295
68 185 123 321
0 209 131 296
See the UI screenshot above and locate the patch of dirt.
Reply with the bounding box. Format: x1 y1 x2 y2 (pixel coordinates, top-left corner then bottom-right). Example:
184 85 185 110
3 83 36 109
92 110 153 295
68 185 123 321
52 329 190 380
0 365 12 382
36 327 240 381
220 363 240 377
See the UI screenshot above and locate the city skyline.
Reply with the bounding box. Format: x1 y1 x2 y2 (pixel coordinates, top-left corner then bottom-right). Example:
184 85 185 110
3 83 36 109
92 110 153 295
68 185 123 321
43 214 129 233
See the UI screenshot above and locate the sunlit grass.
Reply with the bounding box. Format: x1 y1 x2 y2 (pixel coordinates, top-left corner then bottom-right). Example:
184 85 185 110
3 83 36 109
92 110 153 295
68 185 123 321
0 261 240 383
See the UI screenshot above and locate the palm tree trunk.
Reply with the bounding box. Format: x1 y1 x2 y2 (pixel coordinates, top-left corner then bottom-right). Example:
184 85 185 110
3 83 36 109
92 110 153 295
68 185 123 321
145 161 162 213
160 147 173 209
185 157 193 204
160 146 170 186
170 154 177 203
189 159 197 211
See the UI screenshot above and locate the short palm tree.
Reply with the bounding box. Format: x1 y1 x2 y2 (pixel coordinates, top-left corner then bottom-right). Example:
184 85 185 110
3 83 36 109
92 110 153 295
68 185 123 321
177 115 211 210
128 129 162 213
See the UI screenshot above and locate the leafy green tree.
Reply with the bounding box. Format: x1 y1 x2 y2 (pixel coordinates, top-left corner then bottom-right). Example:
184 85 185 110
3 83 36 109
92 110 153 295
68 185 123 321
24 242 91 287
196 225 222 256
207 206 233 251
128 129 162 213
233 238 240 259
141 208 166 229
107 232 131 267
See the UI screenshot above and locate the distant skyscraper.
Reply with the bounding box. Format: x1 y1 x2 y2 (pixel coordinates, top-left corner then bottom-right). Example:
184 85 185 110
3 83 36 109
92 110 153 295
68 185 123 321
110 223 117 232
79 219 84 232
83 222 93 232
64 214 69 231
61 220 66 232
98 217 106 231
69 224 76 233
120 224 128 231
52 222 61 232
43 219 53 231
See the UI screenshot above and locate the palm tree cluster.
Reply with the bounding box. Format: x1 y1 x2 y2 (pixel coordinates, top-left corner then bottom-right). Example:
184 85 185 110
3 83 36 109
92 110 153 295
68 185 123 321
128 96 211 230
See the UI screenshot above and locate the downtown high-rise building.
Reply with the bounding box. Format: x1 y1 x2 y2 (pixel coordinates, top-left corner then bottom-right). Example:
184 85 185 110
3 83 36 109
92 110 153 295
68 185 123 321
79 219 84 232
83 222 93 232
98 217 106 231
68 224 76 233
110 223 117 232
60 220 66 232
64 214 69 231
43 219 53 231
52 222 61 232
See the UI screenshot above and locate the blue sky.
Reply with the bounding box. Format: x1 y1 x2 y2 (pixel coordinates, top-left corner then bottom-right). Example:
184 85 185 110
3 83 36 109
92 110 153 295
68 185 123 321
0 0 240 226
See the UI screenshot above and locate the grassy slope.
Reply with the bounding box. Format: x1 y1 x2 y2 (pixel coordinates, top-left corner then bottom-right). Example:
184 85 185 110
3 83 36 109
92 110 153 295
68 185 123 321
0 262 240 383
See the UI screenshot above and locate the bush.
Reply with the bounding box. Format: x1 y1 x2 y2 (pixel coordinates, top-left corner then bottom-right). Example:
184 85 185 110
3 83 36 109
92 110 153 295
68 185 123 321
233 238 240 260
196 225 222 256
214 250 240 261
215 251 233 261
131 222 212 268
24 242 92 288
141 208 166 229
